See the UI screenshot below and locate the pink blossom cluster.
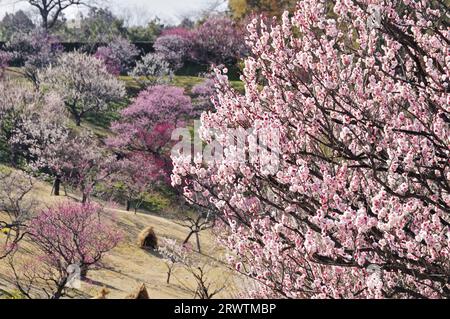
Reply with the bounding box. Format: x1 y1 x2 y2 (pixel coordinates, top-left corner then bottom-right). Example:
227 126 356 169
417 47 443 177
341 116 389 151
94 46 121 76
172 0 450 298
161 27 195 40
155 16 247 69
109 85 193 185
191 16 247 66
191 78 216 116
95 36 139 74
29 201 121 273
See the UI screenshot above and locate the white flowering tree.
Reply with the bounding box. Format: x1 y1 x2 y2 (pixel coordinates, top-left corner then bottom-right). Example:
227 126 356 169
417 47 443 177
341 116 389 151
39 52 125 126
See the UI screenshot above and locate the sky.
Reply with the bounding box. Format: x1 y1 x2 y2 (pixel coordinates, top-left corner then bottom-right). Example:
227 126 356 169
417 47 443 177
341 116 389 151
0 0 228 26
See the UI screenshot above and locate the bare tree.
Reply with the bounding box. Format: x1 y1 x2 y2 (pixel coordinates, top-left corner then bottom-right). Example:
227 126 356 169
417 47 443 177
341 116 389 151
177 211 214 254
158 239 228 299
3 0 102 30
0 168 34 260
8 253 73 299
190 265 226 299
175 0 227 23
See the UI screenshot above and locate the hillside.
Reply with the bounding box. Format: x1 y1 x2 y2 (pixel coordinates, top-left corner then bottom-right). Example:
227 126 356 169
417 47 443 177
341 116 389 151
0 172 244 299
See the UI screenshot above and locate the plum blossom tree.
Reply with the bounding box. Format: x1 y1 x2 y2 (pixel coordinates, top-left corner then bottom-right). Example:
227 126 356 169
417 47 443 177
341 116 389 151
103 153 161 212
157 237 226 298
191 78 216 116
154 35 192 71
3 30 62 86
109 85 193 186
94 46 121 76
42 131 118 203
39 52 125 126
158 237 190 284
95 37 139 74
9 201 121 299
0 81 67 166
131 53 173 88
172 0 450 299
192 16 247 66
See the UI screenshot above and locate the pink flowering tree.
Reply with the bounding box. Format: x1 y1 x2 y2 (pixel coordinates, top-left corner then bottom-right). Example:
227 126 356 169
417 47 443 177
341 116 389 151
191 78 216 117
172 1 450 299
191 16 247 66
41 131 118 203
103 153 162 212
10 201 121 299
109 85 193 188
154 34 193 71
94 46 121 76
95 37 139 75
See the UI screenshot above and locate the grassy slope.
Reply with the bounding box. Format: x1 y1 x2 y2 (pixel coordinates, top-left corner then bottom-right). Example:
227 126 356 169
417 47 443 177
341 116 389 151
0 71 248 299
0 173 243 299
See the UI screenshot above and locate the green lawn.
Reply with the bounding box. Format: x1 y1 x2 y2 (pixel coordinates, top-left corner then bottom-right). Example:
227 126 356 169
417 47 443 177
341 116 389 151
119 75 244 94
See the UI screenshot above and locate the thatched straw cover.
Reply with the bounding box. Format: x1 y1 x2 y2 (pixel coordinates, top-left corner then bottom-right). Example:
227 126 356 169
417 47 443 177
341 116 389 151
137 226 158 250
126 284 150 299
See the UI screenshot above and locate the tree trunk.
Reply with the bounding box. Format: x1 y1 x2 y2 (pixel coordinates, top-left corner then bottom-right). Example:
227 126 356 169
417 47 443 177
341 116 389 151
80 265 88 279
126 200 131 212
41 14 49 30
51 279 67 300
183 231 195 245
195 232 201 253
167 268 172 284
53 177 61 196
82 193 88 204
134 201 143 214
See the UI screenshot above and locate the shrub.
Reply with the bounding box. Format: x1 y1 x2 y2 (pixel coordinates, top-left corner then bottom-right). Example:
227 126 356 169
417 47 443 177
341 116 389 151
191 78 216 116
